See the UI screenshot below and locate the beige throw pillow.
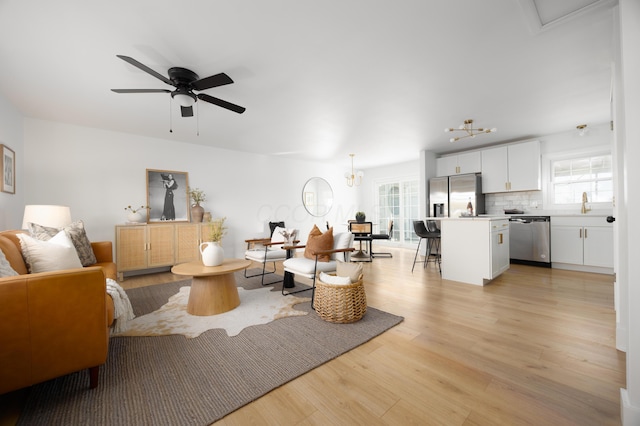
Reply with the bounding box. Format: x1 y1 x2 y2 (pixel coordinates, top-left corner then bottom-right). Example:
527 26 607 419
337 261 363 283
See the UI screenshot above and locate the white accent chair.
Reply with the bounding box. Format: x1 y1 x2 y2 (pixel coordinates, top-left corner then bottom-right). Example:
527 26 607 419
244 226 297 286
282 231 355 304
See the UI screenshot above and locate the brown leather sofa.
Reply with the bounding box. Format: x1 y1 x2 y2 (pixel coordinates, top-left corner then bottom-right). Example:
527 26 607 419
0 229 116 395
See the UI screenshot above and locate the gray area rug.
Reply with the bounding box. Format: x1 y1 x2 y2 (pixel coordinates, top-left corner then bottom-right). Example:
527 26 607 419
17 271 403 426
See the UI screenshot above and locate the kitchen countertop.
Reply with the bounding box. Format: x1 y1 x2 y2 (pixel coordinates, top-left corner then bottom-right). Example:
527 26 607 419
429 211 613 221
438 216 508 221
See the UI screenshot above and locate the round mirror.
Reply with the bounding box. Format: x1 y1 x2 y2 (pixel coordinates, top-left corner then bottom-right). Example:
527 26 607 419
302 177 333 217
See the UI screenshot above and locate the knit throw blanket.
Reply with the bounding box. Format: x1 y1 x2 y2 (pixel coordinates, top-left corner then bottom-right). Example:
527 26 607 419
106 278 135 334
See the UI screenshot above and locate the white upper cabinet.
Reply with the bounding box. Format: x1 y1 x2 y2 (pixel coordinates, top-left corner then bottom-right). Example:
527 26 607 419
436 151 481 176
481 141 541 193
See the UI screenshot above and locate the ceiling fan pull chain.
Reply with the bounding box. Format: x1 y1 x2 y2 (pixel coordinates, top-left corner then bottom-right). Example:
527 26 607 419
196 102 200 136
169 96 173 133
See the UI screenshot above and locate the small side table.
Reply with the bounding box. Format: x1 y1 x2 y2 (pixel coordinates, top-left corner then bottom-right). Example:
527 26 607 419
282 244 302 288
171 258 251 316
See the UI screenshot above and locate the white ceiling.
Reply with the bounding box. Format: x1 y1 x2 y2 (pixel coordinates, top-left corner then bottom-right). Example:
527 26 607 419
0 0 616 169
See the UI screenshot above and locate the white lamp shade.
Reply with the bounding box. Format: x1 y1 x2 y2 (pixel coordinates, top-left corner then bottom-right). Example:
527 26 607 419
22 205 72 229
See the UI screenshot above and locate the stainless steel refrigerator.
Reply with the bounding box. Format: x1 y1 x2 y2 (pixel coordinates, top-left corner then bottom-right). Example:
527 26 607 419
449 173 484 217
429 176 449 217
428 173 485 218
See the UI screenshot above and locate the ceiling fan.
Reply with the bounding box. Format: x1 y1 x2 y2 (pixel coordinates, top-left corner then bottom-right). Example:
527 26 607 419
111 55 246 117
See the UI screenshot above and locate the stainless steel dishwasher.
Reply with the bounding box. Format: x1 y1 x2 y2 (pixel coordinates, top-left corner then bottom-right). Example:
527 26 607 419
509 216 551 267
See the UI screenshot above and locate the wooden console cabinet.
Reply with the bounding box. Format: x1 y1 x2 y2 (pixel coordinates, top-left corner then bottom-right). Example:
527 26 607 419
115 223 210 281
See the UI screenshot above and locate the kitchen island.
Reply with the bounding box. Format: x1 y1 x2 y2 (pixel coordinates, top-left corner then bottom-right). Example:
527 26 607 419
440 217 510 286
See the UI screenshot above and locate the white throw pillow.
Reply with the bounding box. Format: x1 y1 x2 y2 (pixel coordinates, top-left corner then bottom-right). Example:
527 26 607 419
27 220 97 266
18 231 83 273
0 250 18 277
319 272 352 285
271 226 286 243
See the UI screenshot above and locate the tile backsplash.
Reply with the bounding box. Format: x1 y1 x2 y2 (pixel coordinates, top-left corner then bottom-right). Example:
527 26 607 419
484 191 544 215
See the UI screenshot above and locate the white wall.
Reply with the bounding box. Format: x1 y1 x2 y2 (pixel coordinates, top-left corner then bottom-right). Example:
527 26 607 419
0 94 24 229
358 159 421 221
22 118 358 258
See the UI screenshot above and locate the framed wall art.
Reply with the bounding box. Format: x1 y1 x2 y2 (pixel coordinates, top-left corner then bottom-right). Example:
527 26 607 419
1 144 15 194
146 169 190 222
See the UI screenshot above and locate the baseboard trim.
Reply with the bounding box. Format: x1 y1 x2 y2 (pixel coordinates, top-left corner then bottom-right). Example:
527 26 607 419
621 388 640 425
552 262 614 275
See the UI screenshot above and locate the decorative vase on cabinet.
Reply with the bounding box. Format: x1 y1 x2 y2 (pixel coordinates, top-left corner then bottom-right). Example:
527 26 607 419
200 241 224 266
127 212 145 223
191 203 205 223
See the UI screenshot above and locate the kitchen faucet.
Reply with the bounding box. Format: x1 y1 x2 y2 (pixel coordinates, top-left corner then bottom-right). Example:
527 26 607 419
581 192 591 214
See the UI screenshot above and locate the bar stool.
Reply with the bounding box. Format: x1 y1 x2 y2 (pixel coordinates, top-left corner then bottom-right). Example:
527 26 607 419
412 220 429 272
425 220 441 273
412 220 441 273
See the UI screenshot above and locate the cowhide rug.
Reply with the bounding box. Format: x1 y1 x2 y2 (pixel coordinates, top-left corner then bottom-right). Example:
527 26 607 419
114 286 311 339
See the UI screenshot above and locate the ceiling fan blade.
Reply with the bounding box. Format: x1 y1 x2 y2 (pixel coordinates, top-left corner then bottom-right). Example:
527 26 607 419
111 89 171 93
191 73 234 91
181 106 194 117
197 93 246 114
116 55 174 86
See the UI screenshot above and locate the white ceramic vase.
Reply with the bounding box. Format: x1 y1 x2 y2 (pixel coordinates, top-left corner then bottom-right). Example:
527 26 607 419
127 212 144 223
200 241 224 266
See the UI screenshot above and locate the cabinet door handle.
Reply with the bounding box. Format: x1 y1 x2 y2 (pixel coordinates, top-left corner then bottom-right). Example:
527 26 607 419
579 229 582 239
498 233 503 244
584 228 587 238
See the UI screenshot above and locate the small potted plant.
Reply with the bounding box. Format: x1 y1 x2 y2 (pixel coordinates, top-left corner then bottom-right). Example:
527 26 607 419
355 211 366 223
188 187 206 222
201 217 227 266
207 217 227 243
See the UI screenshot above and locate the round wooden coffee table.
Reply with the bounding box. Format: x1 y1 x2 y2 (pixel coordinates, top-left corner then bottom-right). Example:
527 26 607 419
171 258 252 316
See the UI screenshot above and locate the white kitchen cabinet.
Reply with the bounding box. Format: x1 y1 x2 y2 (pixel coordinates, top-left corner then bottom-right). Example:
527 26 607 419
551 216 613 272
441 217 509 285
490 220 510 278
436 151 481 176
481 141 540 193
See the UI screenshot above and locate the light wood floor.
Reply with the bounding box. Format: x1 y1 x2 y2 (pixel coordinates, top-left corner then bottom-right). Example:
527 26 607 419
1 247 624 425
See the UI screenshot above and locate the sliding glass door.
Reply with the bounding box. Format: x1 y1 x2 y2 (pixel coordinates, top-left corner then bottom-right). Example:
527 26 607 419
375 178 419 244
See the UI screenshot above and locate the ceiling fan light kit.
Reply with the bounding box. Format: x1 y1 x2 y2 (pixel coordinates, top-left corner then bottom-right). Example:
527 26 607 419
111 55 245 118
445 119 497 143
171 91 196 107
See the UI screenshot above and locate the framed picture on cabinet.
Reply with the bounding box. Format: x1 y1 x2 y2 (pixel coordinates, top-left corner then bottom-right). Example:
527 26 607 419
146 169 190 222
1 144 15 194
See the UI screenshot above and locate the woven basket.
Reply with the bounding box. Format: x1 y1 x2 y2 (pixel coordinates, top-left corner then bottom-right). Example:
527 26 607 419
314 276 367 323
